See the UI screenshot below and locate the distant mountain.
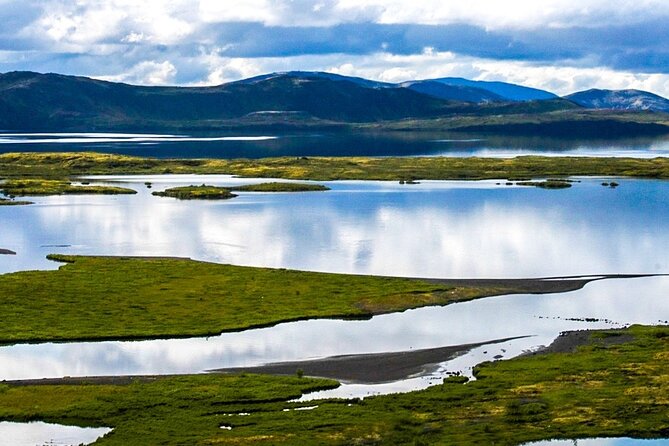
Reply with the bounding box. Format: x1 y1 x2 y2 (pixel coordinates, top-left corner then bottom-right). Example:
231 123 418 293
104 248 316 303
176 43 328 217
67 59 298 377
0 71 453 130
430 78 557 102
565 89 669 112
1 70 666 137
399 80 505 103
234 71 393 89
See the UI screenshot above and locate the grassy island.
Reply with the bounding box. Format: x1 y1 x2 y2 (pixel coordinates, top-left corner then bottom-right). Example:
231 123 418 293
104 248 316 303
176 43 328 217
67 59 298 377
152 185 237 200
152 182 329 200
0 197 32 205
2 152 669 182
230 182 330 192
0 178 137 197
516 179 573 189
0 325 666 445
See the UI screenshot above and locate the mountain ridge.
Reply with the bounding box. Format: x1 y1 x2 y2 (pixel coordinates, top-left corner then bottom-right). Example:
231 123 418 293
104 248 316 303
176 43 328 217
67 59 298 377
0 70 667 135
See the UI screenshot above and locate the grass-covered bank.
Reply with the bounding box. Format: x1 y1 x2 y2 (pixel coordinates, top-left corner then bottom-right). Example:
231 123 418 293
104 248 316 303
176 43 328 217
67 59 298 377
1 325 667 445
152 185 238 200
0 255 525 344
0 178 137 196
152 182 329 200
2 152 669 181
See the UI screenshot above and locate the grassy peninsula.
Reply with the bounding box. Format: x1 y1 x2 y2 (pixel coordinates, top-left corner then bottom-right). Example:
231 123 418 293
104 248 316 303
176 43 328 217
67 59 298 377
0 178 136 196
2 152 669 182
152 185 237 200
0 255 522 344
0 325 667 445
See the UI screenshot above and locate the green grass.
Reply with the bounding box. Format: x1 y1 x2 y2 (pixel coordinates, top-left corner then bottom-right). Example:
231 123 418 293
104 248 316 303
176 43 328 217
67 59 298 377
3 152 669 182
152 185 237 200
0 178 137 196
0 325 667 445
151 182 329 200
0 197 32 205
0 255 512 344
516 179 573 189
230 182 330 192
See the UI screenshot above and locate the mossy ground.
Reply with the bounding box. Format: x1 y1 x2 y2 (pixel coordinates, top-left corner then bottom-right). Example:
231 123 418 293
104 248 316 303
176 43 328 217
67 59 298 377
0 197 32 205
0 255 508 343
152 182 329 200
0 326 666 445
152 185 237 200
230 182 330 192
0 178 136 196
2 152 669 181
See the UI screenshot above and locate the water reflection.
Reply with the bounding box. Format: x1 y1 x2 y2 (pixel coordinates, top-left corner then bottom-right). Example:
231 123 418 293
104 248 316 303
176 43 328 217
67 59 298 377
0 131 668 158
0 421 111 446
524 438 669 445
0 277 666 394
1 176 668 277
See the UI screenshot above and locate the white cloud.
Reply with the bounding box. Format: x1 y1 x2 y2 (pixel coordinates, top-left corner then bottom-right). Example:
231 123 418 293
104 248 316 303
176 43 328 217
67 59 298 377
100 60 177 86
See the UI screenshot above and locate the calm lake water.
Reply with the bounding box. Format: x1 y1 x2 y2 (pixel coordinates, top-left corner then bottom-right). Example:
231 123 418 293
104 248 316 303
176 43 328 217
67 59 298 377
1 176 668 277
0 421 110 446
1 176 668 396
525 439 669 445
1 175 668 442
1 131 669 158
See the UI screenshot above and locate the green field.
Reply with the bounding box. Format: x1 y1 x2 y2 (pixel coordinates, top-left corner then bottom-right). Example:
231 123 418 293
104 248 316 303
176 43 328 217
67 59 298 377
0 325 666 445
151 182 329 200
0 178 137 196
0 255 516 343
2 152 669 182
152 185 237 200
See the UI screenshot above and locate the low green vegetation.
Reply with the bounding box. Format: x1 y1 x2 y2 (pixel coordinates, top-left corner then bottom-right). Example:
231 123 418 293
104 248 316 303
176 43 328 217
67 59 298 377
0 325 666 445
2 152 669 182
0 197 32 205
0 178 136 196
152 182 329 200
516 179 573 189
229 182 330 192
152 185 237 200
0 255 515 343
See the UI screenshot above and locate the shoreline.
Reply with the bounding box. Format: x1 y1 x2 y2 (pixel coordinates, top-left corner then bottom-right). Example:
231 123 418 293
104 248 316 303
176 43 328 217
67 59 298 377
210 337 526 384
2 326 638 388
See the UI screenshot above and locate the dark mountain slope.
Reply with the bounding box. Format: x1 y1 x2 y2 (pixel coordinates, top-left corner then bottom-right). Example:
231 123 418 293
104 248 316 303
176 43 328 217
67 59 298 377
565 89 669 112
400 80 504 103
0 71 455 130
432 77 557 101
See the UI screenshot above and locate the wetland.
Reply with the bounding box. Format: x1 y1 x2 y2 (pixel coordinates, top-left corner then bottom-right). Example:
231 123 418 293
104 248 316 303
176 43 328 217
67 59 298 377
0 154 668 444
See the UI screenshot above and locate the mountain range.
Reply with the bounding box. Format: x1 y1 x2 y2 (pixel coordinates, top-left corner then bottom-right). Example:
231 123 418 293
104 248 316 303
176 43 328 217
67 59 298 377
0 70 667 133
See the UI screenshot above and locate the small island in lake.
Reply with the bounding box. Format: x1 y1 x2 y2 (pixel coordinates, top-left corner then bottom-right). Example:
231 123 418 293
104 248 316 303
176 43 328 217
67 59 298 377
152 182 329 200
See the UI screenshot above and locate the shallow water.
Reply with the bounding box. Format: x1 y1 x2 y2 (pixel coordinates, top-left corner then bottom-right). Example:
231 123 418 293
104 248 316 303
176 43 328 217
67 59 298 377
1 131 668 158
0 421 111 446
1 176 668 278
1 176 668 398
524 438 669 445
1 275 667 400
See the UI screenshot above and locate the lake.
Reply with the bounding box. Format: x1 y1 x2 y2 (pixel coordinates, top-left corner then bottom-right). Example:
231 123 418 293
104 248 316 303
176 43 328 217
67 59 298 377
1 176 668 277
1 131 669 158
1 174 668 443
1 176 668 396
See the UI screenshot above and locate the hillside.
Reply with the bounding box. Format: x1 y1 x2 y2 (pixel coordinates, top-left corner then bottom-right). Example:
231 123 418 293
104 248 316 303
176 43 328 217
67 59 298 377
431 77 557 101
565 89 669 112
0 71 667 136
0 71 453 130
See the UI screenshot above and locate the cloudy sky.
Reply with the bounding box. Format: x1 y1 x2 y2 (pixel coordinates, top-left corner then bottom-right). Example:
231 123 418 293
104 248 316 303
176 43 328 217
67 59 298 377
1 0 668 96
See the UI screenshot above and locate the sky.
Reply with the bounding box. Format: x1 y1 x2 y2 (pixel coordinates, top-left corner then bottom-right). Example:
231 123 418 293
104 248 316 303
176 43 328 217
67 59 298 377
0 0 668 97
